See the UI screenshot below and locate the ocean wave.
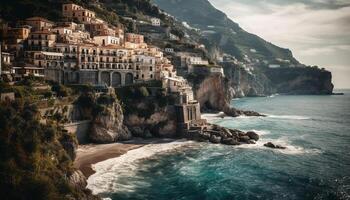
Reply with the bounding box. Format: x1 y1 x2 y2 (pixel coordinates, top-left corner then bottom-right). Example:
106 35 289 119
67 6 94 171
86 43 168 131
87 140 194 195
241 129 271 136
266 114 311 120
236 136 322 155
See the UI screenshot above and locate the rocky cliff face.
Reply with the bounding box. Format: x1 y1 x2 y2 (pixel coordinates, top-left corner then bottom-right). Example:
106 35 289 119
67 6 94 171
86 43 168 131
189 73 264 117
90 100 132 143
191 73 233 111
124 104 178 138
222 62 274 97
222 62 334 98
265 67 334 95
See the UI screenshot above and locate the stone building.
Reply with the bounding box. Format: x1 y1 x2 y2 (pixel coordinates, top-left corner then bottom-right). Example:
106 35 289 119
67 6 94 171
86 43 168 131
125 33 144 44
24 17 54 31
62 3 96 24
27 30 57 51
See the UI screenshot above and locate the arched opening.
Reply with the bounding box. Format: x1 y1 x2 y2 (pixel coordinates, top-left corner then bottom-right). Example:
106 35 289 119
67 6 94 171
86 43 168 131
125 73 134 85
101 71 110 86
112 72 121 87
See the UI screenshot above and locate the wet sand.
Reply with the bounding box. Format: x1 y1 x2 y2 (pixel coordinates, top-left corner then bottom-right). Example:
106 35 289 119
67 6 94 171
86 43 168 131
74 138 178 178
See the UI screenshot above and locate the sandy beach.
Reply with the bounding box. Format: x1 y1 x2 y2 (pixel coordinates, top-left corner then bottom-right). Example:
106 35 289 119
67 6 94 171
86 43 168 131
74 138 179 178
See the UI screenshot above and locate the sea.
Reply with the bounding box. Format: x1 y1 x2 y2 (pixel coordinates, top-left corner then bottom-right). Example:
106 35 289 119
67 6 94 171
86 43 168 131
87 90 350 200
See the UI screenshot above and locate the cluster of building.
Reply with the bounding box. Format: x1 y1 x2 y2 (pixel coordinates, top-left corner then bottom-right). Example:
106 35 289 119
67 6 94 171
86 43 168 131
0 3 194 94
0 3 209 130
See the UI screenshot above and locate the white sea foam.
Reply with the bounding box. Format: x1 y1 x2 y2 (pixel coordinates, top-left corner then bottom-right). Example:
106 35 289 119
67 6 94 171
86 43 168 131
202 112 225 119
87 140 194 195
236 136 322 155
266 114 311 120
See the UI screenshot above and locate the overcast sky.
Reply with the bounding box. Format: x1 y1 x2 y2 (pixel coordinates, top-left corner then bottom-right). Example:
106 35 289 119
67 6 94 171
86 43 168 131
209 0 350 89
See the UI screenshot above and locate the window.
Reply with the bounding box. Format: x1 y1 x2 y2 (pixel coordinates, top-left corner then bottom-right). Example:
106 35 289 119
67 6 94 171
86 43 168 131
64 6 67 10
150 66 153 71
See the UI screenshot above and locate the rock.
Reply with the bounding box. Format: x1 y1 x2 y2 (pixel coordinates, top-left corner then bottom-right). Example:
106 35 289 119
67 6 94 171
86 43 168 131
90 101 131 143
129 126 144 137
222 128 232 137
144 129 153 138
264 142 286 149
246 131 259 141
68 170 87 189
224 107 265 117
239 135 250 143
222 138 240 145
248 140 256 144
275 145 287 149
209 135 221 144
200 132 211 140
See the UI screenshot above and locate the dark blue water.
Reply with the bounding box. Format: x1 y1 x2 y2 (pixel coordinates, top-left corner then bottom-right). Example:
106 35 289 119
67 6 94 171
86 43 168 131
89 91 350 200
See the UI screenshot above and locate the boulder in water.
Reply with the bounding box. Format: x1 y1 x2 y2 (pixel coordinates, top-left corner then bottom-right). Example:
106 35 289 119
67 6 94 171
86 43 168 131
264 142 286 149
222 138 240 145
239 135 250 143
210 135 221 144
246 131 259 141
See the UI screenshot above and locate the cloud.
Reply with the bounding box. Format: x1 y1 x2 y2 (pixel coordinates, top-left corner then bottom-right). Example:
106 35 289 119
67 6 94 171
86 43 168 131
299 45 350 56
209 0 350 88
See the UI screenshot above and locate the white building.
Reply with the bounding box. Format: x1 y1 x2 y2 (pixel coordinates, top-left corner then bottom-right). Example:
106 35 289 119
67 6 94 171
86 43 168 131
134 55 156 80
165 48 174 53
151 18 161 26
169 33 180 41
52 27 73 35
94 35 121 46
187 57 209 65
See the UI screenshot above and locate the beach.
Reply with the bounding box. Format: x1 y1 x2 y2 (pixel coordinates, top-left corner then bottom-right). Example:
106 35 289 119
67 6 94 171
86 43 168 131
74 138 185 178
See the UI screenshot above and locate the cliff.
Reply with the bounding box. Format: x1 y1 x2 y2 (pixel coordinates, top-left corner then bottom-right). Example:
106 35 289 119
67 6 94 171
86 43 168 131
0 99 99 200
74 92 132 143
154 0 334 96
187 73 232 111
117 83 178 138
90 99 132 143
265 67 334 95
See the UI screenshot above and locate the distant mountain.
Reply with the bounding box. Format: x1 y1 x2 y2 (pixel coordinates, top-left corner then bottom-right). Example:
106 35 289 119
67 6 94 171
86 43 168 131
153 0 298 64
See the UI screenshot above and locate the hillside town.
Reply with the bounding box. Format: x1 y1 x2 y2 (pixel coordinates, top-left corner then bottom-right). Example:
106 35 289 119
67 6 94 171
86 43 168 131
0 3 213 134
1 4 182 88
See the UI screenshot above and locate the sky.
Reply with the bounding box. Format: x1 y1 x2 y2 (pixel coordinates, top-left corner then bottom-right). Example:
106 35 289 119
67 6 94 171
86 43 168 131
209 0 350 89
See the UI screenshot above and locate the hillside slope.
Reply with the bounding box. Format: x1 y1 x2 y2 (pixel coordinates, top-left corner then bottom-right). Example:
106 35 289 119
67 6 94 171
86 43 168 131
153 0 298 63
154 0 334 96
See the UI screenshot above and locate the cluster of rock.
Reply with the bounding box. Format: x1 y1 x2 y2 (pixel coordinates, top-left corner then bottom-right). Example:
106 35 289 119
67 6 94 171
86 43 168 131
184 124 259 145
224 107 266 117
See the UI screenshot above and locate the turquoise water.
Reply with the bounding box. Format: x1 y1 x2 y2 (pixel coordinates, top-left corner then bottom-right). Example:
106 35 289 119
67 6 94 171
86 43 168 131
92 91 350 200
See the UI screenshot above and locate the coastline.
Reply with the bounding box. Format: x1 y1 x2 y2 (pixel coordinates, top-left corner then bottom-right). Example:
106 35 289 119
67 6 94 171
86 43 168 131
74 138 182 178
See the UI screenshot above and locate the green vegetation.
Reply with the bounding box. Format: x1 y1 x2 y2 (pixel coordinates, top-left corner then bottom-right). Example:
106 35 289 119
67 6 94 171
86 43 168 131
0 99 95 200
116 81 175 119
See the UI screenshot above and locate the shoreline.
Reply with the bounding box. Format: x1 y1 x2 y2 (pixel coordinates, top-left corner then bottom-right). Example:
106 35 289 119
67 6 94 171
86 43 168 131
74 138 179 178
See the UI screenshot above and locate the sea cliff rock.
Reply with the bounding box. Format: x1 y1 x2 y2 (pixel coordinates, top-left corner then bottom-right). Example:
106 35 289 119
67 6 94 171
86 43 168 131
189 73 264 117
190 73 232 112
90 101 131 143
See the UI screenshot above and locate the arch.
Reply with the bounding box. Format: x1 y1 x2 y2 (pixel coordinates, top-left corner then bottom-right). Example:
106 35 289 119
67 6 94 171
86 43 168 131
101 71 110 86
112 72 121 87
125 73 134 85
